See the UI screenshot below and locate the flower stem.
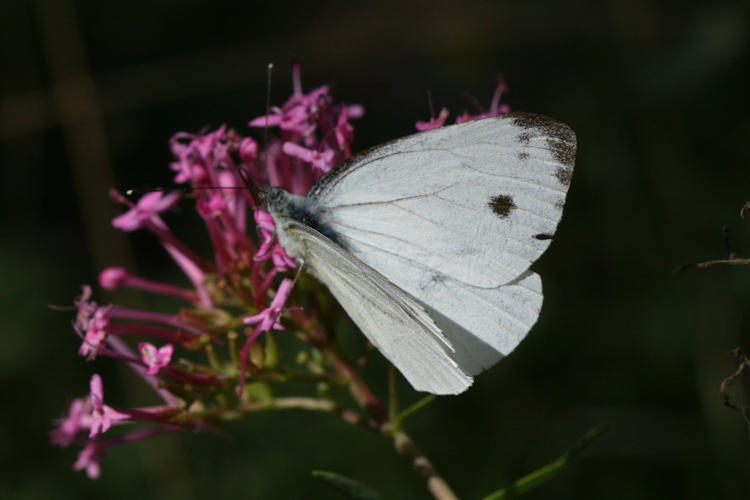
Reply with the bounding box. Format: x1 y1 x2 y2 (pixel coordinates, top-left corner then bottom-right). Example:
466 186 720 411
291 310 459 499
319 334 459 499
321 342 387 424
392 428 459 500
394 395 436 431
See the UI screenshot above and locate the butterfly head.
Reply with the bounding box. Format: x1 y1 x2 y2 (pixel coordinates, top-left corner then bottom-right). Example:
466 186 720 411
260 186 311 221
260 186 288 212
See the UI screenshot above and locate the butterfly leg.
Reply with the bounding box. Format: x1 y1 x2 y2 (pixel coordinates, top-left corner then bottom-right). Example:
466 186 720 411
291 259 305 287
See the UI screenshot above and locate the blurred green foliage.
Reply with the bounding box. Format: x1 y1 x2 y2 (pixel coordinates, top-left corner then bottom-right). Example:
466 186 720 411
1 1 749 498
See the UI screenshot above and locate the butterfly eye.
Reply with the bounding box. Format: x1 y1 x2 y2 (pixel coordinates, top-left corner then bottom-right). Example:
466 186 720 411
268 190 281 202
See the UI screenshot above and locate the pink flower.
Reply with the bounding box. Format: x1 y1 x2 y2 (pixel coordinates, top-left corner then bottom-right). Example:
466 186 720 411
250 105 314 137
282 142 335 173
78 305 112 359
51 398 90 447
254 209 276 257
51 374 129 448
169 126 230 184
74 441 106 479
88 374 129 438
254 209 275 231
249 66 338 141
112 191 181 232
74 285 98 335
456 77 510 123
270 246 297 272
334 111 354 155
253 210 296 272
248 64 362 192
239 137 258 162
138 342 174 375
416 107 450 131
455 106 510 123
288 84 331 110
196 193 227 218
243 279 294 334
238 279 296 394
248 77 328 138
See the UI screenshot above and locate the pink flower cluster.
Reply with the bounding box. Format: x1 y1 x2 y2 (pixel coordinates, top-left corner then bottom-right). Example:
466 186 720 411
52 63 363 478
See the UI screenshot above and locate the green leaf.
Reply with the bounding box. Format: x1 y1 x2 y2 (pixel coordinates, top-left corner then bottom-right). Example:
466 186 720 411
312 470 383 500
481 426 606 500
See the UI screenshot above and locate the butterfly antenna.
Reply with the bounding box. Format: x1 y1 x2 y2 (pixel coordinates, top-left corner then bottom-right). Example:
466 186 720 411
233 164 260 193
126 64 276 202
226 63 274 199
126 186 186 196
264 62 274 177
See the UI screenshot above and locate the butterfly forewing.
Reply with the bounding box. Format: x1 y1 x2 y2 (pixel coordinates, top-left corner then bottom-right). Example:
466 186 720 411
311 113 576 288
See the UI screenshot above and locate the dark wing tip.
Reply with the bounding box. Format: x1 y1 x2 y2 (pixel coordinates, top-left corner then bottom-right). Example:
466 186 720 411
507 112 577 169
507 112 576 144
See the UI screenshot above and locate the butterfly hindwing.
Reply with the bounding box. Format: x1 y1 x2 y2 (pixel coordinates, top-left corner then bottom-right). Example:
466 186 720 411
343 243 544 375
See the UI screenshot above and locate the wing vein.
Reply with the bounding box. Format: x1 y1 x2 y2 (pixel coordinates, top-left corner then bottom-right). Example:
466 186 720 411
336 231 527 288
326 184 455 210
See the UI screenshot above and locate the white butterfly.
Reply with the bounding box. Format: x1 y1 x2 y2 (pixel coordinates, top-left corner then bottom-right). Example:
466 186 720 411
264 113 576 395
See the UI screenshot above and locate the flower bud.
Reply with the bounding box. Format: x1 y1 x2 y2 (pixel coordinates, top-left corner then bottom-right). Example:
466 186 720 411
99 267 127 290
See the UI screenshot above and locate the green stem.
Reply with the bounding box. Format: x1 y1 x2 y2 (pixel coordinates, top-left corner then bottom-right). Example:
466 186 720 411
392 428 459 500
200 396 376 431
481 426 605 500
320 341 388 424
393 395 436 431
322 341 458 500
251 368 345 384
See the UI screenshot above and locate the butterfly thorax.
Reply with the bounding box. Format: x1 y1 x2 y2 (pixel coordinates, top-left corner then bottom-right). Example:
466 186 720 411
263 187 340 259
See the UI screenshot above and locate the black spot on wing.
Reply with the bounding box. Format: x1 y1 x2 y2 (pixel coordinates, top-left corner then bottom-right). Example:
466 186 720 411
517 151 530 161
488 194 516 218
534 233 553 240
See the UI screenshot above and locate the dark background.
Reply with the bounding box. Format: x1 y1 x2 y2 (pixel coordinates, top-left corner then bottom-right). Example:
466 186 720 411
2 1 750 499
